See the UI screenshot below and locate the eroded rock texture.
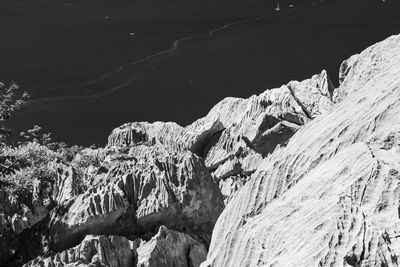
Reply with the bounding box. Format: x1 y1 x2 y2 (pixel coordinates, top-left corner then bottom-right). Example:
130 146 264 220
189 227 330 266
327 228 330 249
189 69 334 201
40 63 334 265
136 226 207 267
34 65 331 264
202 34 400 266
0 180 49 265
49 147 224 251
4 30 398 267
24 235 134 267
25 226 207 267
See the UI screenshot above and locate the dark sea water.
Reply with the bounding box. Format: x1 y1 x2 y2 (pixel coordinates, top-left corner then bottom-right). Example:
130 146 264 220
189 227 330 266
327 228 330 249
1 0 400 146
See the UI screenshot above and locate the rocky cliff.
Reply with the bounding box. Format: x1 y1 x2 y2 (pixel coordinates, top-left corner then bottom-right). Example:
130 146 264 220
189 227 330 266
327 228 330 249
203 34 400 266
1 33 399 266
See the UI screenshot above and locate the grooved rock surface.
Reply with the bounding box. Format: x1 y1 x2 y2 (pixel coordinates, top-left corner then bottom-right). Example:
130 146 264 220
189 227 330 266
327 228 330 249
106 70 334 205
52 163 79 205
0 190 47 235
202 34 400 267
136 226 207 267
189 69 334 164
53 67 335 265
49 146 224 251
4 30 399 267
24 227 207 267
24 235 133 267
0 187 48 265
188 70 334 202
338 53 359 85
107 120 224 157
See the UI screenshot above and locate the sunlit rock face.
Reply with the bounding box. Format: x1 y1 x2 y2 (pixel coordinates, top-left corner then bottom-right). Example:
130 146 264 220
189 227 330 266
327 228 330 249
187 69 334 202
338 53 359 85
24 226 207 267
5 32 399 267
106 69 334 206
71 63 334 261
202 34 400 267
23 235 134 267
49 146 224 252
107 120 224 157
52 67 333 265
135 226 208 267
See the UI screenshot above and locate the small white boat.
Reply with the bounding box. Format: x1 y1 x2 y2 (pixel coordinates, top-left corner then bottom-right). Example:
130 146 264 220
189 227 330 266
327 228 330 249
105 16 110 20
130 32 136 36
289 4 295 8
275 3 281 11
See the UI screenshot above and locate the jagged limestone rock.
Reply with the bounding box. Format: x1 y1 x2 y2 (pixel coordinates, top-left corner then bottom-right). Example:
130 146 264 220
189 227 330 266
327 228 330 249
107 120 224 157
23 235 133 267
202 34 400 267
4 31 399 267
338 53 360 85
51 163 79 205
186 69 335 201
106 70 334 204
136 226 207 267
334 34 400 102
49 147 224 251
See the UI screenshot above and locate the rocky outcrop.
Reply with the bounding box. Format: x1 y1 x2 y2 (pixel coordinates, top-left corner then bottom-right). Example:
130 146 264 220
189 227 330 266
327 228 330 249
189 69 334 160
0 190 47 235
105 69 334 206
4 29 399 267
0 186 48 265
338 53 359 85
41 66 334 263
107 120 224 157
44 60 335 263
334 34 400 102
48 146 224 252
202 34 400 266
24 226 207 267
24 235 134 267
187 69 334 201
51 163 80 205
135 226 207 267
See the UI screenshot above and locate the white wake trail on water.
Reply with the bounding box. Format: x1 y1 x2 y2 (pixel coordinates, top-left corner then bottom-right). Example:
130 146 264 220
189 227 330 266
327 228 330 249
29 6 298 105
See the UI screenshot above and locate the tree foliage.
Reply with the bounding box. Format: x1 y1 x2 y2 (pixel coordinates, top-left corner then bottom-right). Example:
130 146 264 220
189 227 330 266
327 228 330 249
0 82 29 144
0 81 104 202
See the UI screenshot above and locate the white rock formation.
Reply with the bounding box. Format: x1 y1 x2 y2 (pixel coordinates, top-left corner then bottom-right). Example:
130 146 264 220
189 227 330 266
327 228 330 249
41 66 333 265
339 53 359 85
49 146 224 251
5 28 399 267
24 226 207 267
136 226 207 267
107 69 334 203
189 69 334 201
202 34 400 266
24 235 133 267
